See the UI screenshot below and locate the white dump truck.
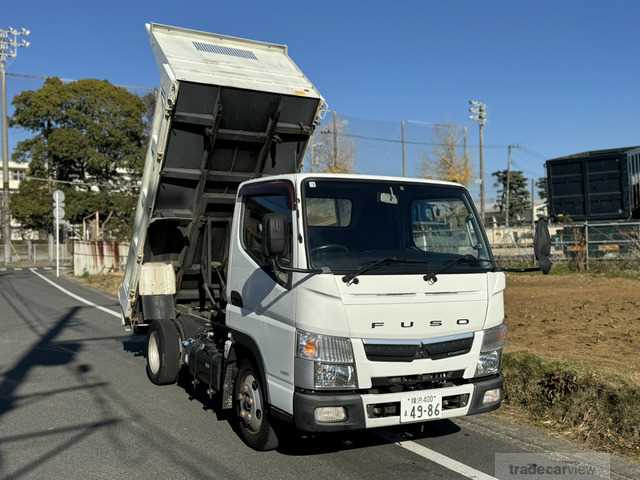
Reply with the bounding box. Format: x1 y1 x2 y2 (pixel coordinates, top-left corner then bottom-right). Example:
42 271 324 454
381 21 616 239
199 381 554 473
120 23 552 450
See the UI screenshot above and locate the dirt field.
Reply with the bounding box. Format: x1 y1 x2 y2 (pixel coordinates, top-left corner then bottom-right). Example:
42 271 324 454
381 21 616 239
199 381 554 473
504 274 640 384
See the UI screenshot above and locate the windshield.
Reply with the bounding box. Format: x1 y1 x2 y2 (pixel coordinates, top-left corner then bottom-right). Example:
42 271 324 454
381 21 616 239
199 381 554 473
302 179 493 274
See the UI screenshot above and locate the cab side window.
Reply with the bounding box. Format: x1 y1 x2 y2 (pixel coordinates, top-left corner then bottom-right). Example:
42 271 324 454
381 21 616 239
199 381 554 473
242 194 292 269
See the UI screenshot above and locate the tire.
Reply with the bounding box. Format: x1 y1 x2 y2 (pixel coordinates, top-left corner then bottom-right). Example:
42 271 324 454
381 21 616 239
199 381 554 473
233 359 279 451
146 319 181 385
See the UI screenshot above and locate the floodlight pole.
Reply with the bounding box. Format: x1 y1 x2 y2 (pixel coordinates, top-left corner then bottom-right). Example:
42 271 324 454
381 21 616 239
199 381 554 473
468 100 487 223
1 27 30 265
478 121 485 222
1 65 9 265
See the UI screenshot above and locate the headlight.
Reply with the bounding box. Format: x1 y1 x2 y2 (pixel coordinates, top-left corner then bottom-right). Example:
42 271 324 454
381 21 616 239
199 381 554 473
475 324 507 377
314 363 356 389
297 330 357 389
476 349 502 377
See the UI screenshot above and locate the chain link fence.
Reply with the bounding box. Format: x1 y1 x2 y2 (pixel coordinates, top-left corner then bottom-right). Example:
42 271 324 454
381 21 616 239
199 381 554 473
0 240 71 267
306 111 472 182
489 221 640 270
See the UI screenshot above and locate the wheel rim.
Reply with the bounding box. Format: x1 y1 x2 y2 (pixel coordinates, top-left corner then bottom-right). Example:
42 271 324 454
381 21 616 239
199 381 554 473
148 331 160 375
237 373 263 433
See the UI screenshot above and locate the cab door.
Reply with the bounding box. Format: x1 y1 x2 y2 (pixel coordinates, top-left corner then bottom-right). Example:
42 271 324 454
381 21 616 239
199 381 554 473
226 180 298 414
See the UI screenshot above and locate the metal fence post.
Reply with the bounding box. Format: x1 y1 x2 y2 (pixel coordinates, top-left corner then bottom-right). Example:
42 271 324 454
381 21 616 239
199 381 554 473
401 120 407 177
584 222 589 271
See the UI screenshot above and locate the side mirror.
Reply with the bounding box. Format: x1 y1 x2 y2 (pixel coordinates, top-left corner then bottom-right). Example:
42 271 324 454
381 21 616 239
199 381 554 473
533 217 553 274
263 213 288 258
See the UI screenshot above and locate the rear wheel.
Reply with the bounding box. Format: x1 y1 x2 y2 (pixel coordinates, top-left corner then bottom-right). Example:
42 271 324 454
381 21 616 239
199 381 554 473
233 359 279 451
146 320 181 385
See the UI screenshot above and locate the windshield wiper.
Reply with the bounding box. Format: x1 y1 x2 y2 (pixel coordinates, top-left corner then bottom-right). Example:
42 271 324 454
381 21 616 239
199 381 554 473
341 257 431 285
422 254 484 284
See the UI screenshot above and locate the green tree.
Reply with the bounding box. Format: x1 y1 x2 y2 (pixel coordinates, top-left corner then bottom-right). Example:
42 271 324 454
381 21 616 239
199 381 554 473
536 177 548 204
9 77 148 239
492 169 530 224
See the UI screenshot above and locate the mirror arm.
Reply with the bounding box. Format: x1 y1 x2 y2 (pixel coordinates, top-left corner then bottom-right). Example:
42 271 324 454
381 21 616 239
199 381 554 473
273 257 324 274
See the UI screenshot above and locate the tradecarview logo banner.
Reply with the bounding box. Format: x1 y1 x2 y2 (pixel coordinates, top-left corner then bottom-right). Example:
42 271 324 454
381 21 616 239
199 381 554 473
495 452 610 480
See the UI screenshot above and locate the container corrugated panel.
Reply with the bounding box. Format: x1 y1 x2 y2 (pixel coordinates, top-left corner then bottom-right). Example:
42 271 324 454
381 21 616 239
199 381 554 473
546 147 639 221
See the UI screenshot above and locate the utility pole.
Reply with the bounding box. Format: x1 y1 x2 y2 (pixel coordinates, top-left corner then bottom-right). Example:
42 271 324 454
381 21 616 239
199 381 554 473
505 145 512 227
0 27 30 265
463 127 468 163
400 120 407 176
310 143 316 172
331 110 338 169
468 100 487 223
531 178 535 233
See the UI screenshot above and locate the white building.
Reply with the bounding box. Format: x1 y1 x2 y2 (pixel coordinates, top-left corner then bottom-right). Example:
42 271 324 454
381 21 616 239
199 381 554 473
0 161 31 240
0 161 29 191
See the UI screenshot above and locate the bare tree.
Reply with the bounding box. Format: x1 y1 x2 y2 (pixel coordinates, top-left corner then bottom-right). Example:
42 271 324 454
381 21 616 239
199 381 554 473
420 124 472 186
309 112 356 173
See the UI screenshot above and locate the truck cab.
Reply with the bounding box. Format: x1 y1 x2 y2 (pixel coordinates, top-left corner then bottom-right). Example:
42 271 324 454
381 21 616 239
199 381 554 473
225 173 505 438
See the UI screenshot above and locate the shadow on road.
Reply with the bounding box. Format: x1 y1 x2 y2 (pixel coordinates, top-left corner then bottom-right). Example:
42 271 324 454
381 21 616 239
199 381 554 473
0 304 84 417
171 361 463 457
0 274 243 479
275 419 461 456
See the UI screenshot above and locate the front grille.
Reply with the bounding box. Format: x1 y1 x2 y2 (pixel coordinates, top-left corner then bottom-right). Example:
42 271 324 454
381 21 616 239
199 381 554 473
371 370 465 389
364 334 474 362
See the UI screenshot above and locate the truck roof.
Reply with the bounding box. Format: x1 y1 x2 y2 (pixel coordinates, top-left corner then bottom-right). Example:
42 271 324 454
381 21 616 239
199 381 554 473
241 172 467 189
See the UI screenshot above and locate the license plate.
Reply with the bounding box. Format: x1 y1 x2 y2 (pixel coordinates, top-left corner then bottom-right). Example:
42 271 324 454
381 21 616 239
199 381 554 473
400 392 442 423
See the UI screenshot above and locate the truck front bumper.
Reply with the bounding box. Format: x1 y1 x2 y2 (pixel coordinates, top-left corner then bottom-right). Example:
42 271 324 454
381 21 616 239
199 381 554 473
293 374 502 433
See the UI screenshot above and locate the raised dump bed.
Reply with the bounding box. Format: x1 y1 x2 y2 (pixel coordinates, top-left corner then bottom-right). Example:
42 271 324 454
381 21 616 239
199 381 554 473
119 23 325 324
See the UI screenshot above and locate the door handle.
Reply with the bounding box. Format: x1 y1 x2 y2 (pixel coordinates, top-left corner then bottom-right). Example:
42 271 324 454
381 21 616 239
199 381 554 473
230 290 243 308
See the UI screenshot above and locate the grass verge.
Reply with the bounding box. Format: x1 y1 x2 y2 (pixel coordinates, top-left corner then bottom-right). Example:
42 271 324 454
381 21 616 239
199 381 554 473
502 351 640 460
73 272 123 297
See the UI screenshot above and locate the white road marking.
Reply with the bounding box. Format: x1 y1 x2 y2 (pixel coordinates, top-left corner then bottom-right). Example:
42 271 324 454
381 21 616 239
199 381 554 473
393 438 498 480
29 268 121 319
0 268 6 271
14 267 23 271
44 267 52 270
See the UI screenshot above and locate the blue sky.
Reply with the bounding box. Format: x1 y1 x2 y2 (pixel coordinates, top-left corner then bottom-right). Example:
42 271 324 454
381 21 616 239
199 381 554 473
4 0 640 202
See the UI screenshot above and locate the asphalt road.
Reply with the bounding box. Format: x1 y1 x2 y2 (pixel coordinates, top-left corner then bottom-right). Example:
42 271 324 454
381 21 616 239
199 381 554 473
0 269 638 480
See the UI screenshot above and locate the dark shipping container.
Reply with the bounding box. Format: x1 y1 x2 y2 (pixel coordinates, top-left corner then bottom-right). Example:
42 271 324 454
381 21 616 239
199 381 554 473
546 147 640 221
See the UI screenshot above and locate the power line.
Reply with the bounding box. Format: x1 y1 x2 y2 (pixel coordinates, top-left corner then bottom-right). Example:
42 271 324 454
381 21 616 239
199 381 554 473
519 145 547 158
318 129 512 149
7 71 154 91
25 175 139 190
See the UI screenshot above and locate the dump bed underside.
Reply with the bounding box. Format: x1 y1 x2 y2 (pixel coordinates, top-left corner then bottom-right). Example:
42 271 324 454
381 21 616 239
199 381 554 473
147 81 319 309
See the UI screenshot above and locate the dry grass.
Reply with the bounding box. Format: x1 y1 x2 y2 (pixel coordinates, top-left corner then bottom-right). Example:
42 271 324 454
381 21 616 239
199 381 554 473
74 272 123 297
499 352 640 460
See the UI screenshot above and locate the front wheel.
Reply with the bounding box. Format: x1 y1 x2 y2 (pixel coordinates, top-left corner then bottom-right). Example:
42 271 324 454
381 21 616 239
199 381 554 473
233 359 279 451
